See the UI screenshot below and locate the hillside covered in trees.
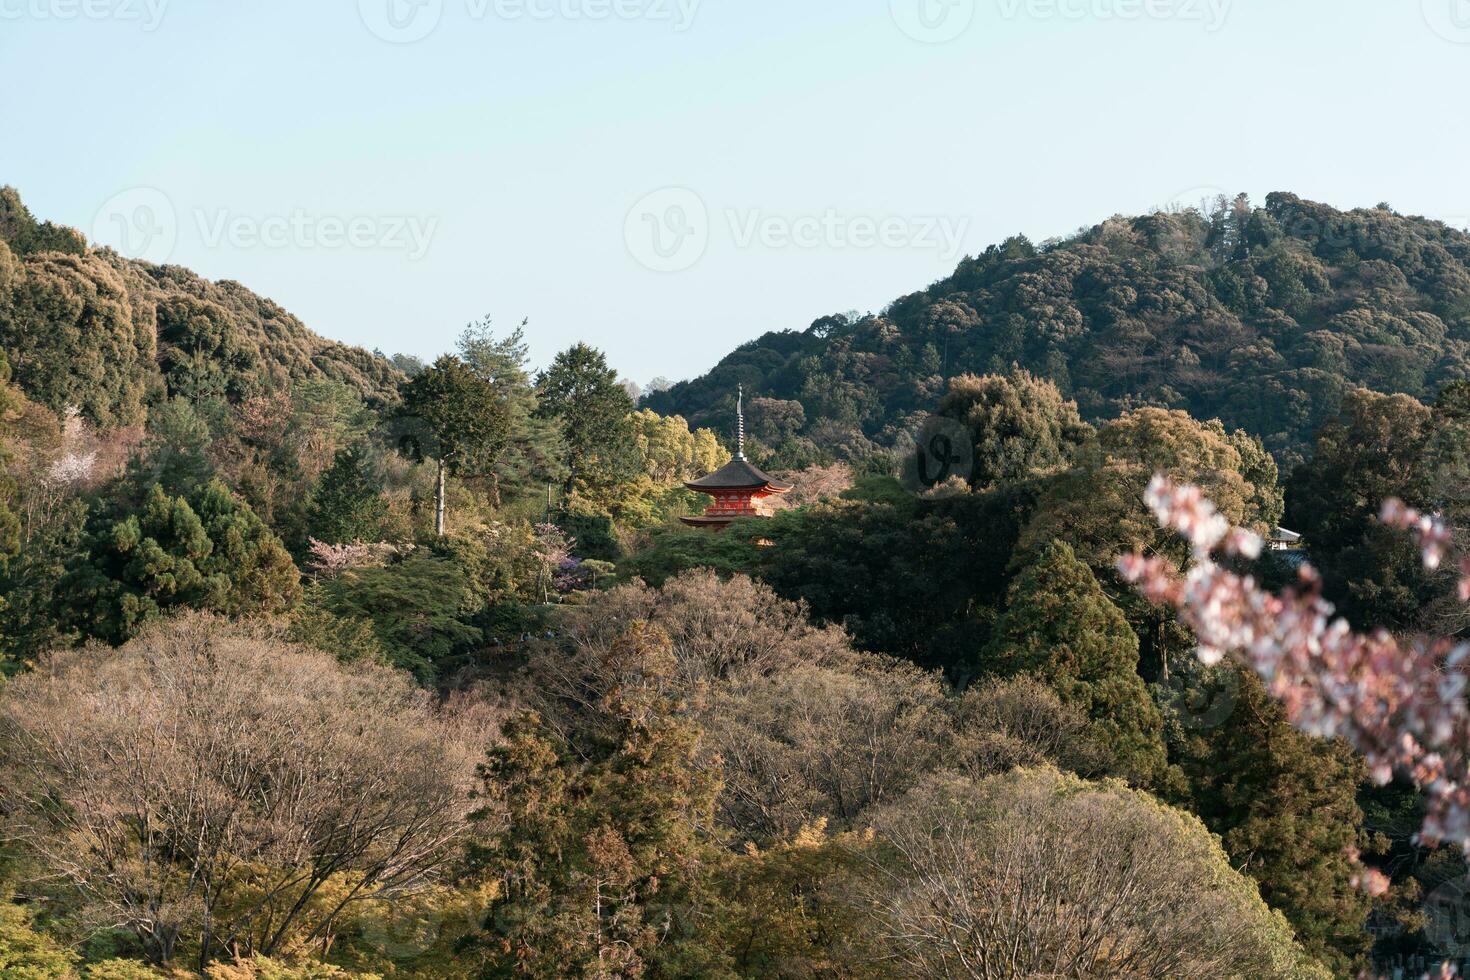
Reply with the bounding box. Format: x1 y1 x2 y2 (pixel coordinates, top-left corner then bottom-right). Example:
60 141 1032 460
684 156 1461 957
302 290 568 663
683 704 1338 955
0 186 401 429
6 184 1470 977
648 193 1470 466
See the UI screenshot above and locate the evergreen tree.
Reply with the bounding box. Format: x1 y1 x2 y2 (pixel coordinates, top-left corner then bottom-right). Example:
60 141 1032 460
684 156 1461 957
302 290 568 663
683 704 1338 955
457 317 566 503
307 442 389 544
980 539 1167 786
314 555 481 682
936 369 1092 490
468 622 727 978
399 355 511 536
61 480 301 644
1168 665 1373 974
1286 388 1437 629
535 343 635 498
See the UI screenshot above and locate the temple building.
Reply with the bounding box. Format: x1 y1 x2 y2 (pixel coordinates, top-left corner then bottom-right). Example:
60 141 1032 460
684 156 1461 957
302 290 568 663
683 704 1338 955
681 386 793 531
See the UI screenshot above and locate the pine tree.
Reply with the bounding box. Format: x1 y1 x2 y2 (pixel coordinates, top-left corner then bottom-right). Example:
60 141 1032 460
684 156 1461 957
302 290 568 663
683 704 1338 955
398 355 511 536
62 480 301 644
308 442 389 544
980 539 1167 786
457 317 567 504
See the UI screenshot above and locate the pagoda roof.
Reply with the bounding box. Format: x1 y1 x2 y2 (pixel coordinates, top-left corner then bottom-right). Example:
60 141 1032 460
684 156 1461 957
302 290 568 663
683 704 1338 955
685 456 793 493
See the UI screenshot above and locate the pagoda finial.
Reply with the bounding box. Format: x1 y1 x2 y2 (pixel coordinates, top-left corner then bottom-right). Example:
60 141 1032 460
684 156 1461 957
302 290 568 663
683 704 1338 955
735 384 746 460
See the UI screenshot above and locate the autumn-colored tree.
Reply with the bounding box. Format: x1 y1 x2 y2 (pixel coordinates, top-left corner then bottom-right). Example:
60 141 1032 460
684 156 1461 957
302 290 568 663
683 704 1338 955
857 768 1326 979
0 614 479 970
980 540 1168 786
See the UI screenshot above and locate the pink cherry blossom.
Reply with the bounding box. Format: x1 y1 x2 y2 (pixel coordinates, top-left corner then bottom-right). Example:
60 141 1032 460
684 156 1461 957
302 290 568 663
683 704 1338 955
1121 476 1470 882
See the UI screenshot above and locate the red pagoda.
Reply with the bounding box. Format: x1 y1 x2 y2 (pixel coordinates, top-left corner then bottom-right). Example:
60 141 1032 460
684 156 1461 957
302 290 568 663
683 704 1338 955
681 386 792 530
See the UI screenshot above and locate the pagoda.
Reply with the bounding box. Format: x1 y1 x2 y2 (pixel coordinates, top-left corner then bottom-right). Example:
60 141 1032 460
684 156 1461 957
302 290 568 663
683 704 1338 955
681 386 793 531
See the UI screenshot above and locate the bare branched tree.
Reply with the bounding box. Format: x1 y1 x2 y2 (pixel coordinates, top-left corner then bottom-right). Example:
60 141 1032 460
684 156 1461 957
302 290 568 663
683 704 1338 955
856 768 1320 980
0 613 487 970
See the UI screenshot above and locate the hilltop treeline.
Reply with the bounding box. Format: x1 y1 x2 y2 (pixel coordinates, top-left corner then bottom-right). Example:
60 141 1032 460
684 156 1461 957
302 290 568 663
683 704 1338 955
649 193 1470 466
0 186 400 429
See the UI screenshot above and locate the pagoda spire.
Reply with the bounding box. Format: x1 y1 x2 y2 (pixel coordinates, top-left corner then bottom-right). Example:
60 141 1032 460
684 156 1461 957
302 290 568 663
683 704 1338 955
680 385 793 531
735 384 746 460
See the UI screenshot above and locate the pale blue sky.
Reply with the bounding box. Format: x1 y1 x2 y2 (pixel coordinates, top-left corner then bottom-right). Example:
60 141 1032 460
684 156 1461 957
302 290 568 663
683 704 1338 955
3 0 1468 383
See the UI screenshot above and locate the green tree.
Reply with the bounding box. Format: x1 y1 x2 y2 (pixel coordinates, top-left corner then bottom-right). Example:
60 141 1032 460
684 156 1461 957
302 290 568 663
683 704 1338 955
468 622 727 978
535 343 635 498
399 355 511 536
457 317 566 503
980 540 1168 786
936 369 1093 489
306 442 389 544
129 396 218 496
1019 407 1285 679
1167 666 1373 974
62 481 301 644
1286 388 1436 629
313 555 480 681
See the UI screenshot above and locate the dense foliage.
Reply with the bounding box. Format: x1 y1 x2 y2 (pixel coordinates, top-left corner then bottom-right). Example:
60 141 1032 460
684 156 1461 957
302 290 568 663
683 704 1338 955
6 185 1470 976
648 193 1470 467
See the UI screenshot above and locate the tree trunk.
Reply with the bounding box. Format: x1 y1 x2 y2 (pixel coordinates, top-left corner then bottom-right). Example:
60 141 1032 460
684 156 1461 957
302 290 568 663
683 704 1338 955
435 459 447 537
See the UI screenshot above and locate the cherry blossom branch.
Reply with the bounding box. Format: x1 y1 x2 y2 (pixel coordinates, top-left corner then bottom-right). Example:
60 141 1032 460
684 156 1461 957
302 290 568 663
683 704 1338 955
1120 476 1470 882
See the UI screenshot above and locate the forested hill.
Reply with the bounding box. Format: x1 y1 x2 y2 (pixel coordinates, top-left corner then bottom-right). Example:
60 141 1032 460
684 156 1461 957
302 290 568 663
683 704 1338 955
646 193 1470 465
0 186 400 427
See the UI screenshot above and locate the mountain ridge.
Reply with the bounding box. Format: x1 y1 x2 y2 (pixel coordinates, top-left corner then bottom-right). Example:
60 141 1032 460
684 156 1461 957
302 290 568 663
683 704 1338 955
0 186 401 427
646 192 1470 465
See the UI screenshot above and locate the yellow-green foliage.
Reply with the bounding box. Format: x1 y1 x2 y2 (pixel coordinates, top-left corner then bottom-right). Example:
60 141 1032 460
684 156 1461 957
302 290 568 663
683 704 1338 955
0 187 399 430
